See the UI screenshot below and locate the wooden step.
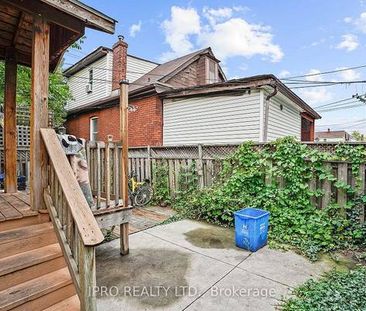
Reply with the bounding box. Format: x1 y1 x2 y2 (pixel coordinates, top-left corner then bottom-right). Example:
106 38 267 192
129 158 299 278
0 213 50 232
0 222 56 259
42 295 80 311
0 267 74 311
0 244 66 291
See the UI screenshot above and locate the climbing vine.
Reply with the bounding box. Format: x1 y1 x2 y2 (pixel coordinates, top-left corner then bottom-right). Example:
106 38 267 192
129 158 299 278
152 162 171 206
173 137 366 261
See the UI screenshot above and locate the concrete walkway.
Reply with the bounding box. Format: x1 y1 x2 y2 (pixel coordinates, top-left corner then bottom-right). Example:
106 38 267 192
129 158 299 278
96 220 331 311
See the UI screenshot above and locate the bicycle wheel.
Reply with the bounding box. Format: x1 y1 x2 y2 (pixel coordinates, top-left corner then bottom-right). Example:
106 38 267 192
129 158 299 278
134 185 153 207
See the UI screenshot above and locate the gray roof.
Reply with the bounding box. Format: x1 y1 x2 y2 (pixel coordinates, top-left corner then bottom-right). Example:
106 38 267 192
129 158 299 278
129 48 217 92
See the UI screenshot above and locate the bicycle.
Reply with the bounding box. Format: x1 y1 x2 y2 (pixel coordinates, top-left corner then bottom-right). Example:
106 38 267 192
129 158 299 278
128 171 153 207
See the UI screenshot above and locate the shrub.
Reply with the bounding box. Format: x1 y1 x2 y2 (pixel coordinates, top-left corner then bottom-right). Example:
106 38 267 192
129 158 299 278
173 138 366 260
282 267 366 311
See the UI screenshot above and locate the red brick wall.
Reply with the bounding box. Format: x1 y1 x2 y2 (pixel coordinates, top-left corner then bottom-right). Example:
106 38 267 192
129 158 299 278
112 38 128 91
66 95 163 147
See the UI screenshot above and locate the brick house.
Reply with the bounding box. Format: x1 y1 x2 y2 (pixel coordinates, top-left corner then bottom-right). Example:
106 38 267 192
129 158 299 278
65 37 320 145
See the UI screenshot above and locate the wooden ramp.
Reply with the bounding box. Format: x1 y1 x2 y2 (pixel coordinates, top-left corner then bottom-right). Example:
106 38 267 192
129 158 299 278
0 193 80 311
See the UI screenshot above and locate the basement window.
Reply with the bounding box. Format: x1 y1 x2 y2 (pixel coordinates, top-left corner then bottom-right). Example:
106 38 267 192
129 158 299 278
90 117 98 141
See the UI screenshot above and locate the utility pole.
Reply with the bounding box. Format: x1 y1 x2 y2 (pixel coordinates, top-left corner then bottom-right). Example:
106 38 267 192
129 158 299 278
119 79 129 255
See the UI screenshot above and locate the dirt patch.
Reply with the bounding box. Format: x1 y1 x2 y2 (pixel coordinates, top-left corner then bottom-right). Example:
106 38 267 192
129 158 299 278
96 248 191 308
184 227 236 249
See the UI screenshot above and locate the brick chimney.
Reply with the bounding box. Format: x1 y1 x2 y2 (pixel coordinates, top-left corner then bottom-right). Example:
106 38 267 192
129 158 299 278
112 35 128 91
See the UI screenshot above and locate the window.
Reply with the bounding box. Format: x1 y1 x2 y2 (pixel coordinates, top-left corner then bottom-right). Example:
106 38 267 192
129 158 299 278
208 59 217 83
86 68 93 93
90 117 98 141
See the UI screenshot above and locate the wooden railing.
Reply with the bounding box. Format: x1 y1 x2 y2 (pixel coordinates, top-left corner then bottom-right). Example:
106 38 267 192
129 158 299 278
41 128 104 311
86 139 124 209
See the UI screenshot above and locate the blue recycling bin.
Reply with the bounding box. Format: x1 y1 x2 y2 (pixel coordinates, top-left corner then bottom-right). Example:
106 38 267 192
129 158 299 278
234 208 270 252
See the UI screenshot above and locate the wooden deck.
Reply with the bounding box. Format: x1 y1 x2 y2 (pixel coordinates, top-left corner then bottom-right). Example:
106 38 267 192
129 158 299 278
0 192 36 222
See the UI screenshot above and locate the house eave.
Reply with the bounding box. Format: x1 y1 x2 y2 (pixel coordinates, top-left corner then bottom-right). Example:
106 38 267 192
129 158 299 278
63 46 111 76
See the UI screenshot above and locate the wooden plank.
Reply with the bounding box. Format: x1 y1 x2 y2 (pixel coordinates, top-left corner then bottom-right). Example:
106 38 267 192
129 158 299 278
309 177 317 208
119 81 129 208
105 138 111 208
0 196 22 219
30 16 49 211
40 128 104 246
96 142 101 209
168 160 175 197
146 146 151 181
358 164 365 223
94 209 131 229
113 144 120 206
265 159 273 186
1 194 36 216
337 163 348 217
321 163 332 209
197 144 204 189
4 48 17 193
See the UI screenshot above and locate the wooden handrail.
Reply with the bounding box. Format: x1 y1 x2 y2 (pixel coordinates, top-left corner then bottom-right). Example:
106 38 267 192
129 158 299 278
41 128 104 311
41 128 104 245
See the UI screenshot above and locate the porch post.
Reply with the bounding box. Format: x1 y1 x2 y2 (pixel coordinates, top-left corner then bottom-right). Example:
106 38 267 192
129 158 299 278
4 48 17 193
119 80 129 255
30 16 50 211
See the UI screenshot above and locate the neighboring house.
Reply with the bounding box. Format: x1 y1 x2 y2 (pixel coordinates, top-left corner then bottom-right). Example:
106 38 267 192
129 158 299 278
315 129 352 142
65 37 321 146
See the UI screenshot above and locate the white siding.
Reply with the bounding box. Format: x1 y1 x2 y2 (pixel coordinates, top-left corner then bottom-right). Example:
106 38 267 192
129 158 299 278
127 55 158 82
163 91 261 145
266 93 302 141
66 53 158 111
66 54 112 111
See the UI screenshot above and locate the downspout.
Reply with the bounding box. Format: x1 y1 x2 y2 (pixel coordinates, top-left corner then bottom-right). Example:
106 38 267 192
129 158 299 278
262 83 278 142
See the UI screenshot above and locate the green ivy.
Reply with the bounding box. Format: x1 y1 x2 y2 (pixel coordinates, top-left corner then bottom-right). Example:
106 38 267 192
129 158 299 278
173 137 366 261
152 162 171 206
282 267 366 311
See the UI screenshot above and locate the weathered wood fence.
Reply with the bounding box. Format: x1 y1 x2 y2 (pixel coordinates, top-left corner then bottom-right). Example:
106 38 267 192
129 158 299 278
83 143 366 222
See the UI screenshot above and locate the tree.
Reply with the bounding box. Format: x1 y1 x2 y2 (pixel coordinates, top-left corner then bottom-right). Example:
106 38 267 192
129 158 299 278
0 62 72 126
351 131 365 142
0 39 84 126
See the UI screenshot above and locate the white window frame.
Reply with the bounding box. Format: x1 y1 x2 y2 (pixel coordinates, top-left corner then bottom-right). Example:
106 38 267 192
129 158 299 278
206 58 218 84
90 117 98 141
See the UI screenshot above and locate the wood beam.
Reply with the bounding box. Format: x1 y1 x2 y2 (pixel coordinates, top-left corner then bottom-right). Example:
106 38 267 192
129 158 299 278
4 47 17 193
119 80 129 207
119 80 129 256
2 0 84 34
30 16 50 211
12 11 25 46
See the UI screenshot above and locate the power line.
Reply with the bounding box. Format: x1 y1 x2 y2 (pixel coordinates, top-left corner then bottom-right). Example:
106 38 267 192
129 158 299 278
284 64 366 80
314 97 356 109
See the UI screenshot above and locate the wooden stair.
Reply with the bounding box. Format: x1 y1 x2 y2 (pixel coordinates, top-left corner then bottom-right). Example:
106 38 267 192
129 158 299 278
0 221 80 311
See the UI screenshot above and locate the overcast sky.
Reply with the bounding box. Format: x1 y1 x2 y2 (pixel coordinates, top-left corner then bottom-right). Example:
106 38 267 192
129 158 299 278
64 0 366 134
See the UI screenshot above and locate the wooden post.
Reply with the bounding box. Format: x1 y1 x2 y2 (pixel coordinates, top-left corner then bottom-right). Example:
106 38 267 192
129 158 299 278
30 16 50 211
119 80 129 206
119 80 129 255
4 48 17 193
105 135 112 208
79 242 97 311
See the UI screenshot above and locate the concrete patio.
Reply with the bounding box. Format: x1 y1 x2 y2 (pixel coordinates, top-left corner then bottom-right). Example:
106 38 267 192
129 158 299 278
96 220 332 311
